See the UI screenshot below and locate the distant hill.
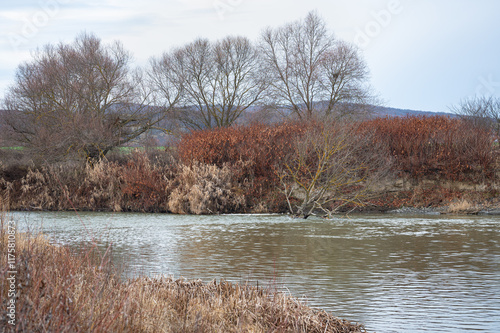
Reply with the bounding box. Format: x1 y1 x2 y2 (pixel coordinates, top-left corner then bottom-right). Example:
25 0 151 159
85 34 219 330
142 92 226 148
237 104 458 124
370 106 457 118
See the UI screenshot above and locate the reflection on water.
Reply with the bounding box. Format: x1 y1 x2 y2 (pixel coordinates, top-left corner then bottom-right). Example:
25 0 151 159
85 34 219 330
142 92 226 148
14 211 500 333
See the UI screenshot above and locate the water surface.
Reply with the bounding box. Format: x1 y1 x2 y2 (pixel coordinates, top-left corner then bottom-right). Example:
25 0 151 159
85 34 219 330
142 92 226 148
14 211 500 333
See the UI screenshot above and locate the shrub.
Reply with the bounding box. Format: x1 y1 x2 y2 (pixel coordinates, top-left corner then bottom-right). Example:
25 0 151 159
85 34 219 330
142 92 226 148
277 120 393 217
364 115 496 182
121 151 175 212
176 122 307 210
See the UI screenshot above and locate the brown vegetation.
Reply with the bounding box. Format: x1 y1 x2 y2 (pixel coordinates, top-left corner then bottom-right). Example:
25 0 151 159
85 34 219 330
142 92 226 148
120 151 174 212
177 122 307 211
452 96 500 140
1 33 171 163
0 216 367 332
0 116 499 215
168 163 245 214
277 120 392 218
18 162 123 211
363 115 497 182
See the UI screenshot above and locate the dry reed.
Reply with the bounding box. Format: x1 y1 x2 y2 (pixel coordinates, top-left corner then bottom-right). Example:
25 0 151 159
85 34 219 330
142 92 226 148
168 162 245 214
447 199 478 214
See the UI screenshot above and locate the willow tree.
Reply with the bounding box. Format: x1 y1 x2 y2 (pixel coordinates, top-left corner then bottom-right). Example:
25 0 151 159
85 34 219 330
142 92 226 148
260 11 373 119
1 33 174 163
149 36 267 129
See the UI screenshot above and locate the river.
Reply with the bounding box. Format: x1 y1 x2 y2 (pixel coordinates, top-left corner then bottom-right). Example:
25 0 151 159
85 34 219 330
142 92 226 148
13 211 500 333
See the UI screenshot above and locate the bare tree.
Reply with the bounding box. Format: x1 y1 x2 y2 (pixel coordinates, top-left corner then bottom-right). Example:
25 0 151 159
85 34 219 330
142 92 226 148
1 32 172 163
451 96 500 139
149 36 266 130
319 41 373 117
260 11 373 120
277 121 390 218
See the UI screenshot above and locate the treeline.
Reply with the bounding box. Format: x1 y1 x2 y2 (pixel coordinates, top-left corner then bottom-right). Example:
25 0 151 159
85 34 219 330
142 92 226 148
1 116 498 215
0 11 373 163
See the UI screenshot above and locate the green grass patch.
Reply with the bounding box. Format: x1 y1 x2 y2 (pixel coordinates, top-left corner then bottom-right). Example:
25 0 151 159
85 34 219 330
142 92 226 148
0 146 24 150
115 146 166 154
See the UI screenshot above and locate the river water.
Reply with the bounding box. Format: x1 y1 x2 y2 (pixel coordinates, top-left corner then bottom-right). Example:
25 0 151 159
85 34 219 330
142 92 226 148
13 211 500 333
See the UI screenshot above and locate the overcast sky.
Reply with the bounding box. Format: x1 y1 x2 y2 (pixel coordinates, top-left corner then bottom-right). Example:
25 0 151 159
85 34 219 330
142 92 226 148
1 0 499 112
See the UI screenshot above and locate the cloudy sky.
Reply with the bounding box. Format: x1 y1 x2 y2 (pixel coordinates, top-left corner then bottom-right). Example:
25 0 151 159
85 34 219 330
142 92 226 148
1 0 499 112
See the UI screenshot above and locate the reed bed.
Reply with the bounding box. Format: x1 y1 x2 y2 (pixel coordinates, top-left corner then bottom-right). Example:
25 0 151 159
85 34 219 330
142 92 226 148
0 215 367 332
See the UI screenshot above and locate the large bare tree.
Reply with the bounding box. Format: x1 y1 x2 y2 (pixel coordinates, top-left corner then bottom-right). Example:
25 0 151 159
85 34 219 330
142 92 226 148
1 33 171 162
148 36 266 129
260 11 373 120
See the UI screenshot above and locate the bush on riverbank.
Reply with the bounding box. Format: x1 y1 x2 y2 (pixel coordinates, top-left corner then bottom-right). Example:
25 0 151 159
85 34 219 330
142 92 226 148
363 115 497 182
177 122 308 211
0 217 367 332
168 162 245 214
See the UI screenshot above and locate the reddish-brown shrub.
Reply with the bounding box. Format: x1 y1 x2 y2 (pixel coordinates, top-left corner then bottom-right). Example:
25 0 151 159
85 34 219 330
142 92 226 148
121 151 175 212
363 115 496 182
176 122 308 210
177 123 306 174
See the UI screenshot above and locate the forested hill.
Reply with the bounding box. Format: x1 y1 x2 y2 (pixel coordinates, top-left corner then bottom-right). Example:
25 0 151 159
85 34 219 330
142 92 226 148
370 106 456 118
236 104 457 124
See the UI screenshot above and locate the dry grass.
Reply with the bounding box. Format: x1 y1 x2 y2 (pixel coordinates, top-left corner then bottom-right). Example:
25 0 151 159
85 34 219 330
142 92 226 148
1 160 125 212
447 199 479 214
168 162 245 214
0 213 366 332
2 152 248 214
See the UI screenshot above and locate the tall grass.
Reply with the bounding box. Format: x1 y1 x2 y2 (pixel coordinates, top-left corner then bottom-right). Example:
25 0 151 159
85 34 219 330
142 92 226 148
14 161 124 211
168 162 245 214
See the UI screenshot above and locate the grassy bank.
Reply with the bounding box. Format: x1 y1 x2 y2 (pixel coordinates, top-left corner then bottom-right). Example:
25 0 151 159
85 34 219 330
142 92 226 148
0 214 366 332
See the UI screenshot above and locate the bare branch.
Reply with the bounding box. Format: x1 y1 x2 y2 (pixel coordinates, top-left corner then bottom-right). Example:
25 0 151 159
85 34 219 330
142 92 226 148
451 96 500 139
277 120 391 218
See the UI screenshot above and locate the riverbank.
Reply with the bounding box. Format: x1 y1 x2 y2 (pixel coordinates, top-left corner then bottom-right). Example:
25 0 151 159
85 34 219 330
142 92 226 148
358 184 500 216
1 116 499 216
1 156 498 216
0 216 367 333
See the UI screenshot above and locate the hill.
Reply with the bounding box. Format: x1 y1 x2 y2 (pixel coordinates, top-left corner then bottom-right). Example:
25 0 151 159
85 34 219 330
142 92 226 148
371 105 456 118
